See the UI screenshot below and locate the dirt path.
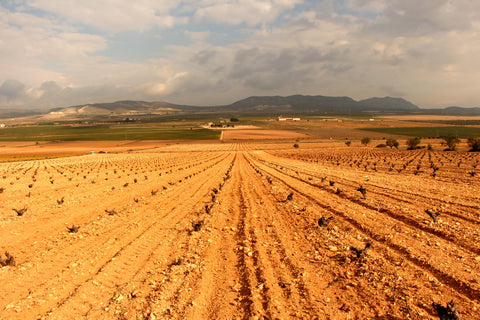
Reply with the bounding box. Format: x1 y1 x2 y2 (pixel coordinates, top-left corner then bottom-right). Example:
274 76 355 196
0 143 479 319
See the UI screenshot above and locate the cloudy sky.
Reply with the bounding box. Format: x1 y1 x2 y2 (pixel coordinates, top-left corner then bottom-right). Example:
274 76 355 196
1 0 480 109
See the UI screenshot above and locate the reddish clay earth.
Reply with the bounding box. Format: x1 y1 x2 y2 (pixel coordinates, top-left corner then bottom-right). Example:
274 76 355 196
0 142 479 319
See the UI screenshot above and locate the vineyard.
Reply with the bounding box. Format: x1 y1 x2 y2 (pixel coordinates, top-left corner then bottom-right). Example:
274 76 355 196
0 142 479 319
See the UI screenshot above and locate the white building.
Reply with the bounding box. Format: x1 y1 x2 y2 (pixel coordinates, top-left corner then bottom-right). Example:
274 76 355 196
277 116 301 121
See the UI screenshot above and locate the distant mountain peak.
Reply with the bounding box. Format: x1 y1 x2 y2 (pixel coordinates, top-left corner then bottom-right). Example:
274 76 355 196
227 94 416 112
358 96 419 110
4 93 480 119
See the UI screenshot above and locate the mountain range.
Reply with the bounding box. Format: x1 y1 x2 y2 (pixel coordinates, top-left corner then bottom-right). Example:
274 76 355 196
1 95 480 119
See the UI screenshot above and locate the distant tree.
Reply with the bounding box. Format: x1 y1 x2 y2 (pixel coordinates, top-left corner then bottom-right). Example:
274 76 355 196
386 138 399 149
293 143 299 148
467 137 480 151
406 137 421 150
442 134 460 151
345 140 352 147
361 137 371 146
230 117 239 122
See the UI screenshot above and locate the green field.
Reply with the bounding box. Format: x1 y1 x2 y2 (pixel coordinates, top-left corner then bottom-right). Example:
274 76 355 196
359 126 480 138
0 124 221 141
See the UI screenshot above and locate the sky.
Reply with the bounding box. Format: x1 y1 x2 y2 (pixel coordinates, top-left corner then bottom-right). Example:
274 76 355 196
1 0 480 110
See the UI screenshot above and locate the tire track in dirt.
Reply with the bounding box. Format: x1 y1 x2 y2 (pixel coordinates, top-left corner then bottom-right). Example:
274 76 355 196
176 154 252 320
219 153 315 318
239 154 323 317
234 181 256 318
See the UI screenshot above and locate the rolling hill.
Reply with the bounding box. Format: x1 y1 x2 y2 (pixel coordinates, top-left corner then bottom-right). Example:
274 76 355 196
3 94 480 121
44 95 421 118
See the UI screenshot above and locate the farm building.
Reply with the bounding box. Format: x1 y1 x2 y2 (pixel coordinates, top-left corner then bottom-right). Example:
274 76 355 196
277 116 301 121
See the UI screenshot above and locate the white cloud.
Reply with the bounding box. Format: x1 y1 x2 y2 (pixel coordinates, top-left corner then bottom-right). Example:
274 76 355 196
361 0 479 37
28 0 184 32
193 0 302 26
2 0 480 109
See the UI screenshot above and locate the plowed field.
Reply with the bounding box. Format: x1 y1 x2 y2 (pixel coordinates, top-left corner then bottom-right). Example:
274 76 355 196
0 143 479 319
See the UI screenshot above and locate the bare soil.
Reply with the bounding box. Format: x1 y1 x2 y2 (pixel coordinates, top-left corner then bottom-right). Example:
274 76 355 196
0 142 479 319
0 140 214 162
379 115 480 122
222 129 312 141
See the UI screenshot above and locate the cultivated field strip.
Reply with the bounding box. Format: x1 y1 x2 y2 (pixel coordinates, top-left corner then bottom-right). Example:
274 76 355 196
247 152 480 287
1 151 234 318
47 156 236 319
258 148 480 223
0 143 479 319
243 156 478 315
271 147 480 184
0 151 225 245
251 152 480 248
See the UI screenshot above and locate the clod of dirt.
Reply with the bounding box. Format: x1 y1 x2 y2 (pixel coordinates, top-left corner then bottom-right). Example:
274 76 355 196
151 189 159 195
425 209 440 223
13 207 27 216
57 197 64 205
0 187 5 193
350 243 372 259
432 298 461 320
192 220 204 232
318 216 333 228
339 304 351 312
170 257 183 267
286 192 294 201
205 204 212 214
0 251 16 267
